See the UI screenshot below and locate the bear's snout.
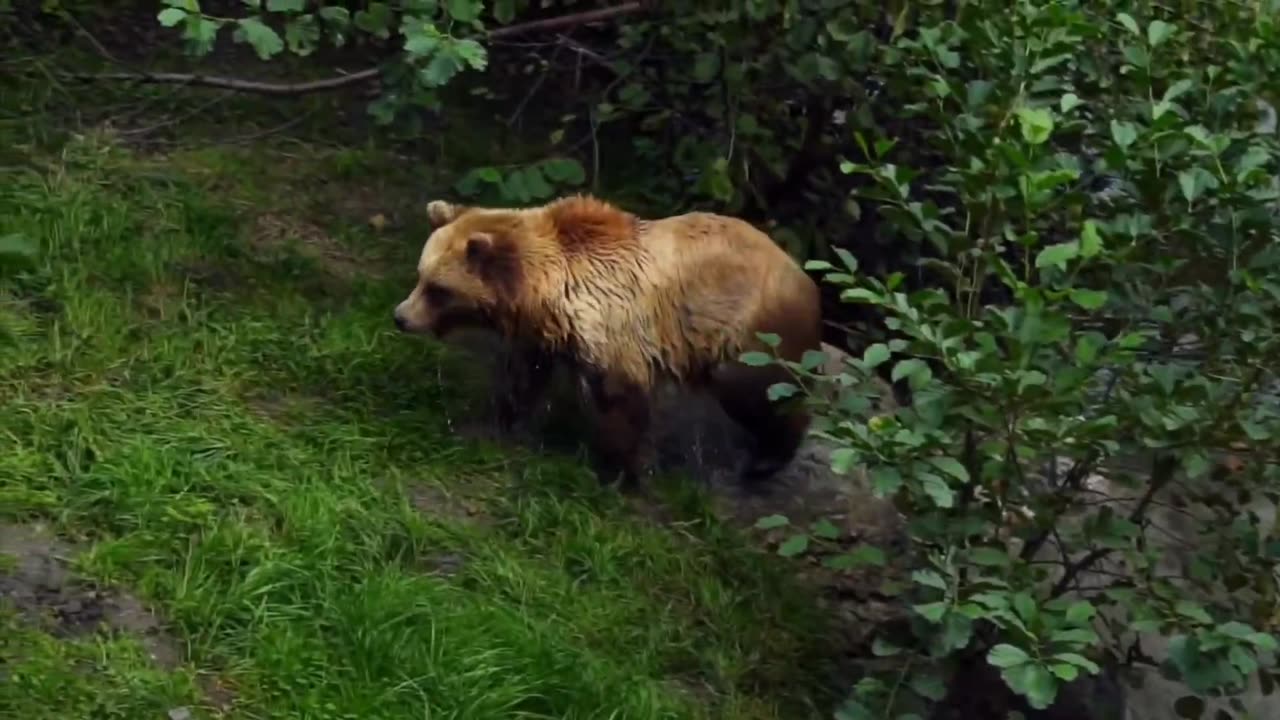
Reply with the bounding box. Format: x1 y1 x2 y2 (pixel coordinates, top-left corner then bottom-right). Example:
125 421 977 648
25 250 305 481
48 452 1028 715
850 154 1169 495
392 299 424 334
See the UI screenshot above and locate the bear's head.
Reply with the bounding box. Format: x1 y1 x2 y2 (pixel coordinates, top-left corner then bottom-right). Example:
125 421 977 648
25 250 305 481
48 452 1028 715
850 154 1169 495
393 200 527 338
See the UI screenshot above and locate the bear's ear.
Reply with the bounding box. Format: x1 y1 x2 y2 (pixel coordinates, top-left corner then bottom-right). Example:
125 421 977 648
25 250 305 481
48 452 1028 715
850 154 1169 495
464 232 494 263
427 200 466 226
464 232 521 293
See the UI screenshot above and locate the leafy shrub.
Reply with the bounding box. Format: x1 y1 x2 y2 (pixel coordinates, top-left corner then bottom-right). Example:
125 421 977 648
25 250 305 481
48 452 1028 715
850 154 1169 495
752 1 1280 717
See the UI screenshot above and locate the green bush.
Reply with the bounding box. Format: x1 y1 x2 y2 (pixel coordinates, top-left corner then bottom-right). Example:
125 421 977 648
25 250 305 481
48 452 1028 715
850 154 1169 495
756 1 1280 717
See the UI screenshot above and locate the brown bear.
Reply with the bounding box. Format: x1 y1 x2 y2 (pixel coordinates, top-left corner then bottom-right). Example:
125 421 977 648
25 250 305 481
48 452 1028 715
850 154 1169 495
392 194 824 492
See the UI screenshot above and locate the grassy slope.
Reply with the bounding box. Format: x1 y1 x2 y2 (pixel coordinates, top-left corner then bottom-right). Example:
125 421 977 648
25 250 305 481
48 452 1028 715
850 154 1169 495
0 63 838 719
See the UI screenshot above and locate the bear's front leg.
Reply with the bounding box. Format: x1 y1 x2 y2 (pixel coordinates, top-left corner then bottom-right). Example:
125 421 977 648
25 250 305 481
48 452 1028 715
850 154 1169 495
582 370 650 493
493 339 556 434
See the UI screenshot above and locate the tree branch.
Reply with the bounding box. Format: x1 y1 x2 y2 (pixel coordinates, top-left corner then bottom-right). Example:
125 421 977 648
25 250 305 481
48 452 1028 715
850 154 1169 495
65 2 650 97
1049 453 1178 598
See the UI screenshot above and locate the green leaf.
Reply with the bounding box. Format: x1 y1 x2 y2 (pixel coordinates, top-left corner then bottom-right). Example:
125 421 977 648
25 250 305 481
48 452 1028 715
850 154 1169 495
284 15 319 55
869 466 902 495
1069 289 1108 310
693 52 721 83
1079 220 1103 257
891 358 927 383
909 670 948 701
421 46 466 86
921 473 954 508
405 29 441 58
926 457 970 483
811 519 841 540
739 351 772 369
454 38 487 70
1051 663 1079 682
1052 628 1099 645
826 545 886 569
830 448 859 475
157 7 187 26
800 349 827 372
755 514 789 530
840 288 879 303
1116 12 1140 36
1176 600 1213 625
1111 120 1138 149
871 636 902 656
988 644 1031 668
940 611 974 653
317 7 350 27
1053 653 1100 674
777 534 809 557
756 332 782 348
1147 19 1175 46
1246 633 1278 651
1015 107 1054 145
494 0 515 23
1229 645 1258 676
1013 593 1037 623
805 260 835 271
266 0 305 10
354 3 392 37
1163 79 1193 103
1065 601 1096 625
862 343 891 369
540 158 586 185
912 569 948 591
914 601 948 623
833 247 859 273
236 17 284 60
446 0 483 23
1013 664 1058 710
767 382 799 401
1035 241 1080 271
1060 93 1082 112
968 547 1011 567
1178 167 1217 204
519 165 553 199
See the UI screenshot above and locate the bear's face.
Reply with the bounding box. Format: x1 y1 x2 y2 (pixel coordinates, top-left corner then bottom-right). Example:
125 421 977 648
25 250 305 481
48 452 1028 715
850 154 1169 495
393 201 524 338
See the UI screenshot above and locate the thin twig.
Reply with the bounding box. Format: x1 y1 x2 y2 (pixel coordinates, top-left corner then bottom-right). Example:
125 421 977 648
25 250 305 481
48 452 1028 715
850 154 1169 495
1049 453 1178 598
64 12 124 66
118 91 234 136
507 33 569 126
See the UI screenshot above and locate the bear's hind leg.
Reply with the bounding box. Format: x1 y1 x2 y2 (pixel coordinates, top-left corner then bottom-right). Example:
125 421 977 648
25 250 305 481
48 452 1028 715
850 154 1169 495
710 362 809 492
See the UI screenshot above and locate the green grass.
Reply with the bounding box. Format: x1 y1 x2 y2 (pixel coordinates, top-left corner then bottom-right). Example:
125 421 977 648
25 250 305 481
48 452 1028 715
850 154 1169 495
0 74 841 719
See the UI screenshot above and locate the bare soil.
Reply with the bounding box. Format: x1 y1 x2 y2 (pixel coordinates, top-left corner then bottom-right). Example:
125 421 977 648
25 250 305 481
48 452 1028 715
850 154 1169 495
0 522 183 670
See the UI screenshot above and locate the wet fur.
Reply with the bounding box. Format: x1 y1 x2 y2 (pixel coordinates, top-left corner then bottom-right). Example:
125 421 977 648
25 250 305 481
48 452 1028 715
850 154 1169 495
396 195 824 491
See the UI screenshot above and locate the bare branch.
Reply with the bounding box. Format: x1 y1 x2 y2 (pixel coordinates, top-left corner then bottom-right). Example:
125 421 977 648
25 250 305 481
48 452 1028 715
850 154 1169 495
64 2 650 97
487 2 648 39
67 68 384 97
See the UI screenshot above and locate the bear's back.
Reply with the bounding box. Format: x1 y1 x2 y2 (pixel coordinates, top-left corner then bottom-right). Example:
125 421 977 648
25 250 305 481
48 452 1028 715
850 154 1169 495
622 211 818 378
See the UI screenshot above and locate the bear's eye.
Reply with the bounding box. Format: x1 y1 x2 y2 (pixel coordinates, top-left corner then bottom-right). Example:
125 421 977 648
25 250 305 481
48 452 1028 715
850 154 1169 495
425 282 453 305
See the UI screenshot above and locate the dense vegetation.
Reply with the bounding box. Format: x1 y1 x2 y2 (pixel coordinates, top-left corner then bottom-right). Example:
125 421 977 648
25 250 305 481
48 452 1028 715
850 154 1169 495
4 1 1280 719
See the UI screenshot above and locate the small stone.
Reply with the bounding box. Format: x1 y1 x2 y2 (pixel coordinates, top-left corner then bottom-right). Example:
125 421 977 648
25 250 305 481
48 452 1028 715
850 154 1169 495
168 707 192 720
